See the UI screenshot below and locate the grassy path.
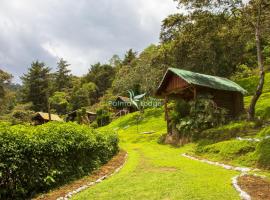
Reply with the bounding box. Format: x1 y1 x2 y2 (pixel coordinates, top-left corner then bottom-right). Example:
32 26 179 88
73 109 241 200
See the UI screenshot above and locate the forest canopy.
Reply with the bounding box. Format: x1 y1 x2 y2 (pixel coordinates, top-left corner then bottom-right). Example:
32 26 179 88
0 0 269 121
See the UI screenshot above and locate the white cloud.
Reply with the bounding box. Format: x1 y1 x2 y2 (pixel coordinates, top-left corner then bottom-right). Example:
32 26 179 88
0 0 178 83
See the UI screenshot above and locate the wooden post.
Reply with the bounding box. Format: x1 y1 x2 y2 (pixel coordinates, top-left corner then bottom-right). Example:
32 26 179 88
193 87 197 100
164 96 170 134
46 91 51 121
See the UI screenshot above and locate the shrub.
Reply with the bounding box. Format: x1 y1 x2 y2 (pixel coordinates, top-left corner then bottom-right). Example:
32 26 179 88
171 97 227 140
256 138 270 169
231 64 253 80
0 122 118 199
11 110 34 124
96 109 111 127
259 126 270 137
195 140 257 166
236 72 270 95
196 140 256 158
199 121 255 141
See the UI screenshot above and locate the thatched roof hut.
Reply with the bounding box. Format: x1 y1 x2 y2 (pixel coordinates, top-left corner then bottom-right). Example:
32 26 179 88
32 112 63 125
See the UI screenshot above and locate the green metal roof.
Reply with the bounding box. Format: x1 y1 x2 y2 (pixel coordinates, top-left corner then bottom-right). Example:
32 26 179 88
160 68 247 94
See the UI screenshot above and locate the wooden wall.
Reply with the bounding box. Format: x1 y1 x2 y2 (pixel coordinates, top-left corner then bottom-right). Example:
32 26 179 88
164 74 189 94
197 87 244 117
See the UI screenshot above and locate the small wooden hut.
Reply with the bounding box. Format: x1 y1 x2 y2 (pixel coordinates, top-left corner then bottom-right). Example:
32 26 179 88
156 68 247 133
112 96 136 115
66 110 97 123
32 112 63 125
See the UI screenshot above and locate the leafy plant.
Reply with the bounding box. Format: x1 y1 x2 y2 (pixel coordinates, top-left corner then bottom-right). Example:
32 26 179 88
0 122 119 199
171 97 227 140
96 109 111 127
256 138 270 169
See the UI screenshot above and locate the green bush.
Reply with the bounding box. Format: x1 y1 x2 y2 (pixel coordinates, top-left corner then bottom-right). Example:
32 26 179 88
199 121 255 141
195 140 257 166
256 138 270 169
197 140 256 158
171 97 227 140
96 109 111 127
0 122 118 199
236 72 270 95
259 126 270 137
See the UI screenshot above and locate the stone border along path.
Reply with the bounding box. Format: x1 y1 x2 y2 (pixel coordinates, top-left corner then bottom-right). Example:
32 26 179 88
57 153 128 200
181 154 267 200
236 136 270 142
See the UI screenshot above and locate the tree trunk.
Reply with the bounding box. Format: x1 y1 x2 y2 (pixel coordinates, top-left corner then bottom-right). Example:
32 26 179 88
248 22 265 120
164 96 171 134
47 92 51 121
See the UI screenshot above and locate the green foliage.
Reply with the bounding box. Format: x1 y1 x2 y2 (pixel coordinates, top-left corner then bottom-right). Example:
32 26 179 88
96 109 111 127
244 92 270 119
83 63 115 97
70 82 98 110
195 140 257 166
11 110 34 124
112 44 167 95
21 61 51 112
171 97 227 139
0 122 119 199
54 58 72 91
256 138 270 169
0 70 15 114
50 91 71 115
169 100 190 124
0 69 12 99
231 64 253 80
160 11 249 77
236 72 270 95
122 49 137 66
200 121 256 141
258 126 270 137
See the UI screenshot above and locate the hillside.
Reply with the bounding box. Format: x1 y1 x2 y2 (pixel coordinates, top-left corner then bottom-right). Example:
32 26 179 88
73 108 241 200
73 74 270 200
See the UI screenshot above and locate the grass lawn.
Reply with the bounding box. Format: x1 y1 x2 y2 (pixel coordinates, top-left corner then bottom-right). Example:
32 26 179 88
73 72 270 199
73 109 240 200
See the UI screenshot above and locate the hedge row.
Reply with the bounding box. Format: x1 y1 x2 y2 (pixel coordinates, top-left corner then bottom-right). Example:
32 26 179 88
0 122 119 199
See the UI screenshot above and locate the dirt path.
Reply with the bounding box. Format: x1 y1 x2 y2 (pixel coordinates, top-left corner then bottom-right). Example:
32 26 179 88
238 175 270 200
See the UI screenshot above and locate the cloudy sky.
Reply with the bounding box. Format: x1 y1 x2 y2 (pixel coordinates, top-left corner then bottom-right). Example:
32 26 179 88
0 0 178 83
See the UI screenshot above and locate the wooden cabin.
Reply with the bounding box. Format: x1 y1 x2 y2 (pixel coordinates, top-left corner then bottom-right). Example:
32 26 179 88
32 112 63 125
66 110 97 123
156 68 247 133
112 96 136 116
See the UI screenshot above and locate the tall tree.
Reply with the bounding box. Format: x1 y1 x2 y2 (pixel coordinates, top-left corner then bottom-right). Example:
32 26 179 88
243 0 270 120
122 49 137 66
21 61 51 112
112 44 169 95
55 58 72 91
83 63 115 98
174 0 270 120
160 11 249 77
0 69 12 99
70 82 98 110
109 54 122 68
0 69 13 113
